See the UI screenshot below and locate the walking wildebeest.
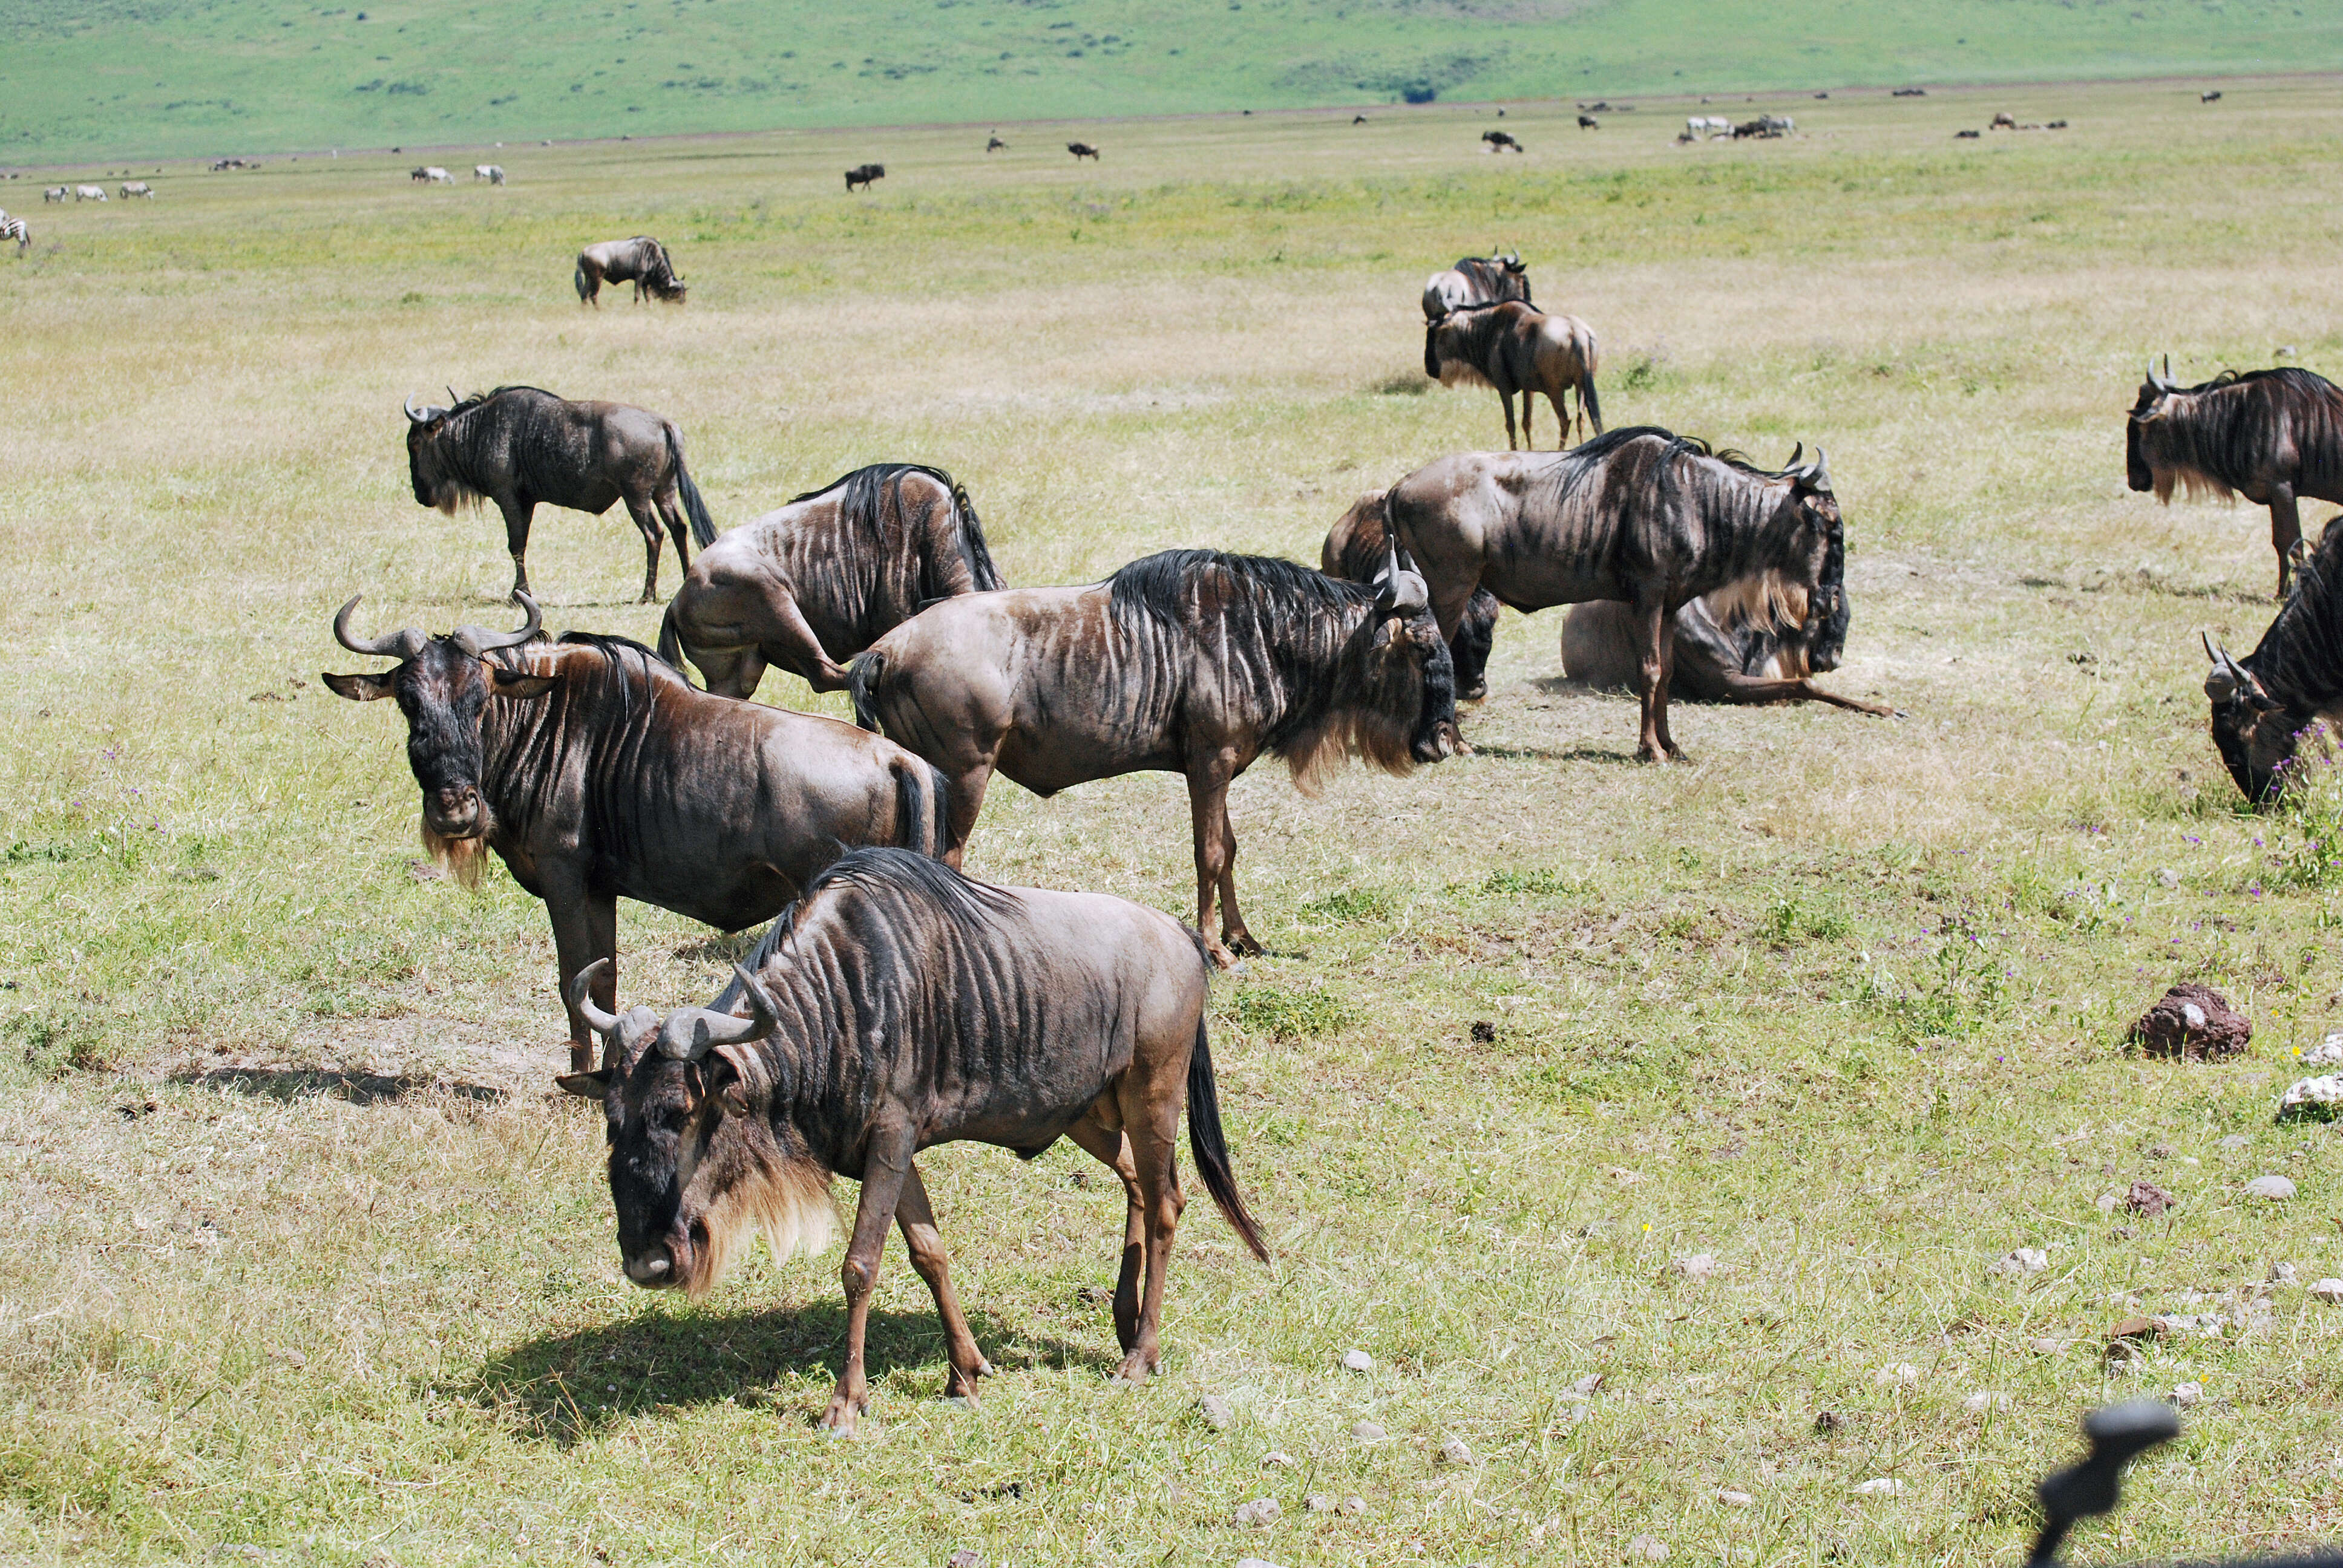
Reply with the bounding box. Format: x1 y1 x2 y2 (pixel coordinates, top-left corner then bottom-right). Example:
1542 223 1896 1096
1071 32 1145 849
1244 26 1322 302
573 236 686 306
42 186 65 203
1385 430 1845 762
1576 115 1598 131
474 164 505 184
845 163 885 191
74 185 105 202
402 385 717 604
1485 129 1525 151
2128 359 2343 599
2201 520 2343 805
848 549 1459 965
1421 249 1530 322
1561 571 1889 716
1324 489 1500 702
1 217 27 255
1067 142 1101 160
119 181 152 199
986 133 1006 152
660 464 1000 697
558 847 1268 1433
2201 90 2224 103
1425 300 1603 450
325 595 950 1071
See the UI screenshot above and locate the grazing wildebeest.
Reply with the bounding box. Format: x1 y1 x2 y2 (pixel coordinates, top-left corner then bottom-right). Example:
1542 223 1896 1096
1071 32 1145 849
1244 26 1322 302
1324 489 1501 702
325 595 950 1070
1485 129 1526 150
1893 87 1927 97
402 385 717 603
1424 300 1603 450
2201 521 2343 804
474 164 505 184
74 185 105 202
1562 569 1889 716
1067 142 1101 160
119 181 152 199
660 464 1000 697
573 235 686 306
42 186 66 203
1990 112 2017 129
844 163 885 191
2128 359 2343 599
986 132 1006 152
1385 431 1844 762
1955 129 1982 139
557 847 1268 1431
1421 249 1530 322
848 549 1459 965
2201 90 2224 103
1576 115 1598 131
1 217 27 255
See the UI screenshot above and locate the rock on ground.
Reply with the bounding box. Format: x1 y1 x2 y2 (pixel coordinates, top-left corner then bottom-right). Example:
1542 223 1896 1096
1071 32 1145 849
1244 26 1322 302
1232 1497 1281 1528
1342 1349 1374 1373
2310 1278 2343 1303
1962 1391 2009 1413
1852 1478 1905 1497
1199 1394 1234 1430
1993 1247 2049 1275
1670 1253 1719 1281
1440 1437 1473 1465
1351 1420 1386 1442
2278 1075 2343 1121
2130 984 2251 1060
2245 1174 2298 1200
1625 1534 1670 1561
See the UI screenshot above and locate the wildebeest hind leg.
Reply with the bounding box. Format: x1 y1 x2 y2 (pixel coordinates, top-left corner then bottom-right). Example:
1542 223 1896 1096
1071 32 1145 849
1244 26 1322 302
2270 487 2302 599
824 1120 915 1435
894 1163 993 1399
1632 600 1683 763
757 596 852 692
941 762 996 869
1109 1088 1185 1384
624 498 666 603
1068 1116 1146 1353
1500 390 1520 451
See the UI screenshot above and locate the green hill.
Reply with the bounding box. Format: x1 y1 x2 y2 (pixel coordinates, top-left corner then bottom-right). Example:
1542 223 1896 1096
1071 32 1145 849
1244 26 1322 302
1 0 2329 163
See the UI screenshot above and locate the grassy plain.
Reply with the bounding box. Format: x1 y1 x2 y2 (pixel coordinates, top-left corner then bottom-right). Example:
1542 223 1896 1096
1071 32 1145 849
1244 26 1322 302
7 77 2343 1565
2 0 2336 163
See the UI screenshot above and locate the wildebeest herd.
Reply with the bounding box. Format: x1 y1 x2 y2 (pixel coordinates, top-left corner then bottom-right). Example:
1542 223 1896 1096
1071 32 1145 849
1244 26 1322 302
309 229 2343 1436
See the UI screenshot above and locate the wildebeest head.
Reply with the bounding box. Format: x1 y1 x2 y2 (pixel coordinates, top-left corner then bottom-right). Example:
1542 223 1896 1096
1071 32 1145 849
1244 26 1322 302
1769 441 1843 601
1802 497 1852 673
2127 356 2183 495
322 592 552 877
1363 547 1459 769
402 391 471 511
2203 632 2298 805
558 960 833 1297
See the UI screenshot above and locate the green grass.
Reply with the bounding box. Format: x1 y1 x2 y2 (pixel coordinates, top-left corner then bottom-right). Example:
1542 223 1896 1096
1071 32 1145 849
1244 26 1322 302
2 0 2336 162
10 77 2343 1564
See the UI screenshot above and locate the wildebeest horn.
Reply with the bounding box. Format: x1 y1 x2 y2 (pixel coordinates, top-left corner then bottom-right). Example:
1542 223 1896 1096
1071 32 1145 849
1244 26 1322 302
1784 441 1804 471
332 595 426 659
446 385 462 407
569 959 622 1037
2202 632 2240 701
1806 447 1830 490
656 966 779 1061
2148 356 2178 393
450 590 542 656
404 393 426 423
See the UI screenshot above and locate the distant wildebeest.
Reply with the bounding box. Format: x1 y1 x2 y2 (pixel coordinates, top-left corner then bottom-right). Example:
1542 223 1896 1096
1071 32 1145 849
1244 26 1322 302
2128 359 2343 599
402 385 717 603
848 549 1459 965
1421 249 1530 322
1385 431 1845 762
986 132 1006 152
2203 521 2343 804
474 164 505 185
119 181 152 199
660 464 1001 697
1067 142 1101 160
42 186 67 203
574 235 686 305
557 847 1269 1432
1955 129 1982 139
1352 114 1368 125
1990 112 2017 129
74 185 105 202
2201 90 2224 103
1732 114 1794 138
1893 87 1927 97
1424 300 1603 450
325 596 950 1071
1562 569 1889 716
209 157 254 171
1324 489 1500 702
845 163 885 191
1485 129 1526 150
1 217 27 255
1576 115 1598 131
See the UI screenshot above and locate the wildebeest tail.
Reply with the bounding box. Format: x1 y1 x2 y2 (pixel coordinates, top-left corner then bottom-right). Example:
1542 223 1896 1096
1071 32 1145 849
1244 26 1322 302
1578 327 1603 436
667 425 716 546
1187 1019 1270 1263
951 480 1004 592
655 601 688 673
891 759 951 859
573 264 589 303
846 651 883 733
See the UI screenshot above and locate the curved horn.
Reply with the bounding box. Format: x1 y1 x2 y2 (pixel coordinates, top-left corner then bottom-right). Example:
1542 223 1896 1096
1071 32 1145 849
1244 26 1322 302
446 385 462 408
404 392 428 424
1784 441 1804 472
2148 356 2177 393
1807 447 1830 490
568 959 622 1037
332 595 424 659
450 590 542 656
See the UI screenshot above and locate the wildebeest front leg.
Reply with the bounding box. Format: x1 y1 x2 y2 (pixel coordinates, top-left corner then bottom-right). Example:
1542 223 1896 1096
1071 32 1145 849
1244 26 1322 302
543 866 617 1073
2269 485 2302 599
1500 389 1521 451
893 1163 993 1400
1067 1115 1145 1353
824 1120 914 1436
497 495 536 602
1633 599 1687 763
1184 757 1257 965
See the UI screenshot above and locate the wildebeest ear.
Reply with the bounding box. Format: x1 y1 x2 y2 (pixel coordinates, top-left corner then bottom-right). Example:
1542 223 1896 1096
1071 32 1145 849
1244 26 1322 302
490 668 557 699
555 1069 611 1100
321 670 396 702
709 1047 755 1118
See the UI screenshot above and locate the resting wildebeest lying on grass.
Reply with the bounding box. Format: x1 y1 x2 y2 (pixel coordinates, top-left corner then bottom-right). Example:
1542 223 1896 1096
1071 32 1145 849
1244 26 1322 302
1561 569 1890 715
2129 359 2343 598
1421 249 1530 322
659 464 1000 697
1426 300 1602 450
324 593 948 1071
1324 488 1499 702
557 848 1268 1434
2203 518 2343 804
1387 430 1844 762
404 385 716 604
849 549 1458 965
574 235 686 305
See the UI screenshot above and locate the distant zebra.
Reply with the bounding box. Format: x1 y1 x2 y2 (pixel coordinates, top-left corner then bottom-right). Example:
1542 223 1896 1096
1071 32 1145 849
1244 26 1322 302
42 186 67 203
120 181 153 199
1 217 27 255
474 164 505 185
74 185 106 203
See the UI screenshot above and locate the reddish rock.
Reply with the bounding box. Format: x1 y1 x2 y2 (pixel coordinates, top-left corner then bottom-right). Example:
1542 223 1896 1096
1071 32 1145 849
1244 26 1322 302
2131 984 2251 1060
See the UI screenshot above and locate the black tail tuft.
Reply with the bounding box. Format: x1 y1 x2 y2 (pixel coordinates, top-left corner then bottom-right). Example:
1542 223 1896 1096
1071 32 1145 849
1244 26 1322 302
1187 1019 1270 1264
1579 371 1603 437
668 426 716 547
891 760 951 858
846 652 883 733
952 481 1004 592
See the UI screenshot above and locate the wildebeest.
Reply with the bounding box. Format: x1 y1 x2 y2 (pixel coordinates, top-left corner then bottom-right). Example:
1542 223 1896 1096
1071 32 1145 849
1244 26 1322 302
845 163 885 191
42 186 66 203
557 847 1268 1432
119 181 152 199
1562 570 1889 716
1 217 27 255
1732 114 1794 138
1485 129 1526 150
1424 300 1603 450
325 595 950 1070
848 549 1459 965
1990 112 2017 129
402 385 717 603
474 164 505 184
2202 521 2343 804
1955 129 1982 139
2201 90 2224 103
1893 87 1927 97
1385 431 1844 762
661 464 1000 697
1576 115 1598 131
1324 489 1500 702
573 235 686 306
986 132 1006 152
1067 142 1101 160
74 185 105 202
1421 249 1530 322
2128 359 2343 599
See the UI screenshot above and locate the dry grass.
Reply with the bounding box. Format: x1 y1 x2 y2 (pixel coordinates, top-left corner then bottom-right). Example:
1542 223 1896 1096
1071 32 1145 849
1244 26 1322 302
7 79 2343 1565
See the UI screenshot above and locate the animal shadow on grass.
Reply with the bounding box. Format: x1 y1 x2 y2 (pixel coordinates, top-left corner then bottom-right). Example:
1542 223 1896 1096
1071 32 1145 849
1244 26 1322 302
180 1067 504 1106
461 1301 1110 1445
672 930 764 966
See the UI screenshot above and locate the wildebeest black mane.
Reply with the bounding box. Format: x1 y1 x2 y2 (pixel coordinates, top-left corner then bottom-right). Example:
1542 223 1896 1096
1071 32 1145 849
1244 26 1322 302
1107 547 1372 626
2180 366 2338 398
785 463 1003 594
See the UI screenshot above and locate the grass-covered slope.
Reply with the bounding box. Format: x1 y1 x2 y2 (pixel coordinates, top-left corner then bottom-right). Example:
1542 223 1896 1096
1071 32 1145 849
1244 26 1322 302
1 0 2330 163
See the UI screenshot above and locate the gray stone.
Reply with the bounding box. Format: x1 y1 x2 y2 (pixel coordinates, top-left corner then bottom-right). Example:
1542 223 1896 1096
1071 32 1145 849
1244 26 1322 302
1993 1247 2049 1275
1962 1391 2009 1413
2220 1134 2252 1150
1261 1451 1294 1468
1342 1349 1374 1373
1199 1394 1234 1431
1625 1535 1670 1561
946 1553 981 1568
1235 1560 1286 1568
2245 1174 2298 1200
1670 1253 1719 1281
1340 1496 1365 1515
1232 1497 1281 1528
1571 1373 1605 1396
1440 1437 1473 1465
1852 1478 1905 1497
1305 1493 1335 1514
1716 1488 1754 1507
2277 1076 2343 1120
1351 1420 1386 1442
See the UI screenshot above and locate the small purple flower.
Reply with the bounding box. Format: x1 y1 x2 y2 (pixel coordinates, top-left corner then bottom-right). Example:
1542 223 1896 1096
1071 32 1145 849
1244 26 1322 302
2249 883 2264 897
2184 835 2202 845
